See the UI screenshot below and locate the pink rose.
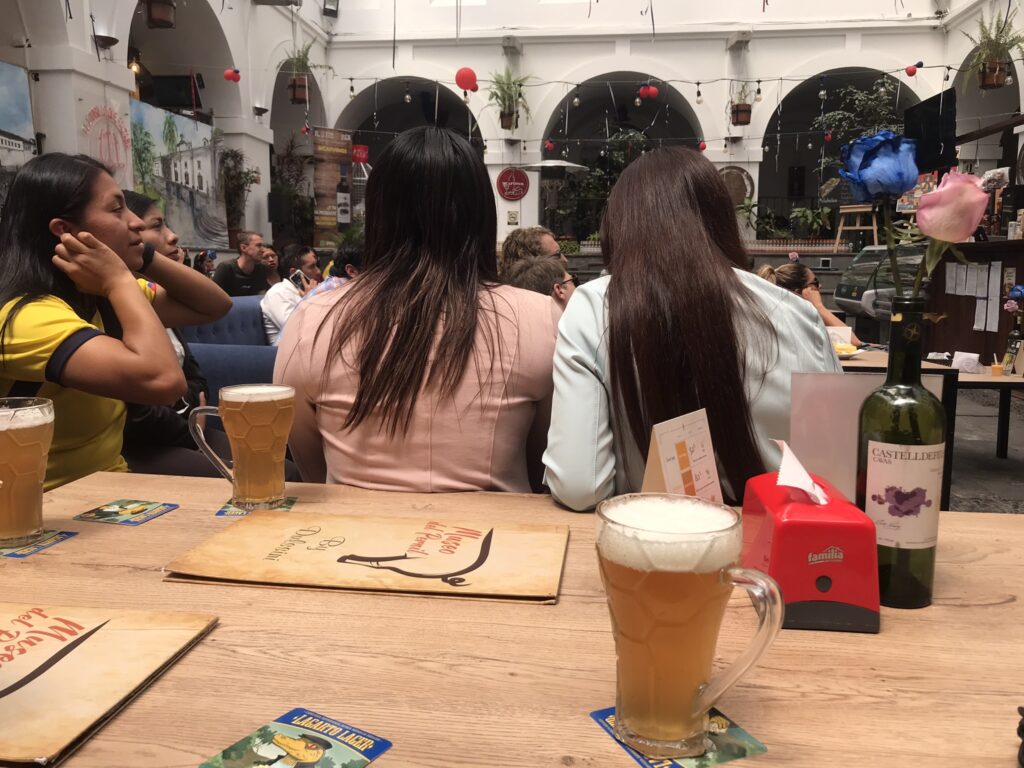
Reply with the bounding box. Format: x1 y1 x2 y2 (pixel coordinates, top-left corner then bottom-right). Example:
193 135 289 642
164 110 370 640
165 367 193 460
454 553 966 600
1006 299 1020 313
916 172 989 242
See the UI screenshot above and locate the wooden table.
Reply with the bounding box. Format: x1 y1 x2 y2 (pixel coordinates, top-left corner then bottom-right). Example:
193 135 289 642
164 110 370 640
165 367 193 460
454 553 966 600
5 473 1023 767
841 351 960 509
957 371 1024 458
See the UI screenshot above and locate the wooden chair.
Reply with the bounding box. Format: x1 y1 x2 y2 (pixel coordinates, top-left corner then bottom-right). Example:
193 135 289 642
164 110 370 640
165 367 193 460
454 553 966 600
833 204 879 253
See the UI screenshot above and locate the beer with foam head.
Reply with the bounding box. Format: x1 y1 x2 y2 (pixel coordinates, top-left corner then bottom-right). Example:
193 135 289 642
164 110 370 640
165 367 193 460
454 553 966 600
597 494 781 759
0 399 54 547
217 384 294 510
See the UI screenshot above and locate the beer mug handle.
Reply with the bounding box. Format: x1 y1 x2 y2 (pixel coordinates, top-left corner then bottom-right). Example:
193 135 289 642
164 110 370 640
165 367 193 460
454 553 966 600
187 406 233 483
694 567 783 716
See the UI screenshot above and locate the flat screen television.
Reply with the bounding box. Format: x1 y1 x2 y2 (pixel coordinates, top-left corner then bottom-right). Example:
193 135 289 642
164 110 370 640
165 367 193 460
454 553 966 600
903 88 957 173
150 75 203 110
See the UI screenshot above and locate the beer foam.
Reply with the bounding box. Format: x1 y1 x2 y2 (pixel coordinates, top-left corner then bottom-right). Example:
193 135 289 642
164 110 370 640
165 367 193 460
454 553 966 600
598 496 741 573
220 384 294 402
0 406 53 429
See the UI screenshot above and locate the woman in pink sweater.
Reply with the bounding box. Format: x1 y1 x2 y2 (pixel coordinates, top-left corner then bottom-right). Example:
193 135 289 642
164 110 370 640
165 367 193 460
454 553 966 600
274 127 558 492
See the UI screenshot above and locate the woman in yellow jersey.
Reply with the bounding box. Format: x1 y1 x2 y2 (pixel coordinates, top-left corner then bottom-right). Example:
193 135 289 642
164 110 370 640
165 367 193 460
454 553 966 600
0 153 232 489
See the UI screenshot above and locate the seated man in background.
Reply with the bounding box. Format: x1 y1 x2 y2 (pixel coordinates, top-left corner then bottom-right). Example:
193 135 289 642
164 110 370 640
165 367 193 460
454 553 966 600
261 244 322 344
505 253 576 310
499 226 565 279
303 238 364 302
212 231 270 296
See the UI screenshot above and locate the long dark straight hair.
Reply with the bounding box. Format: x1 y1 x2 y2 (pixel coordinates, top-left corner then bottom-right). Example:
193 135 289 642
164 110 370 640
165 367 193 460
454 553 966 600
602 147 772 497
324 126 499 436
0 153 111 350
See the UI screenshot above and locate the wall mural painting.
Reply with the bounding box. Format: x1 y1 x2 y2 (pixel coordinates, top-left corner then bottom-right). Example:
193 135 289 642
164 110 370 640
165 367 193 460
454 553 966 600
130 99 229 249
0 60 36 210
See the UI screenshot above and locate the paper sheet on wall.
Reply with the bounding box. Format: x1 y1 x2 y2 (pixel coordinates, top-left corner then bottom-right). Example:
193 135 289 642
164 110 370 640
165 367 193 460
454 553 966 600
974 298 987 331
987 263 1002 332
973 264 990 298
956 264 969 295
965 264 979 296
641 409 723 503
945 262 957 294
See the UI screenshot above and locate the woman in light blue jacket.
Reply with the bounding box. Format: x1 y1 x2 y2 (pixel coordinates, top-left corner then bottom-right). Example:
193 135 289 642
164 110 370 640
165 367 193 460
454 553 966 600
543 148 841 510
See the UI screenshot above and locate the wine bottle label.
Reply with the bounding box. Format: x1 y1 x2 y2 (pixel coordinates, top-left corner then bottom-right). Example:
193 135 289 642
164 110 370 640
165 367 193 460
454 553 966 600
336 192 351 223
865 441 944 549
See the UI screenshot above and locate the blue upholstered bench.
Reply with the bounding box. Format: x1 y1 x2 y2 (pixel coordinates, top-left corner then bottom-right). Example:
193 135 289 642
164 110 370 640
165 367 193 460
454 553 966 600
180 295 276 406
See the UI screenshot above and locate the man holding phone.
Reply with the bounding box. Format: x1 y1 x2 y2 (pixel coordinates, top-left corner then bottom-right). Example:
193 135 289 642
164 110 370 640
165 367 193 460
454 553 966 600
260 244 322 345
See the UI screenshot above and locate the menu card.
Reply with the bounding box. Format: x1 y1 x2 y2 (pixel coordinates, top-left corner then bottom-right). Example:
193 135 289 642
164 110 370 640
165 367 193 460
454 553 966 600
166 510 570 603
0 604 216 766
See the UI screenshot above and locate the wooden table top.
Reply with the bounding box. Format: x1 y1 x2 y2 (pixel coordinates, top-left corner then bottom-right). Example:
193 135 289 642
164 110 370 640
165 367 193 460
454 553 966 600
840 349 951 372
957 370 1024 387
5 473 1023 767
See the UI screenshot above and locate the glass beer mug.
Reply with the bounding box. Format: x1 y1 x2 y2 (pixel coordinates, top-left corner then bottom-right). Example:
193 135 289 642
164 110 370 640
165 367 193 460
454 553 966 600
188 384 295 511
0 398 54 548
596 493 783 759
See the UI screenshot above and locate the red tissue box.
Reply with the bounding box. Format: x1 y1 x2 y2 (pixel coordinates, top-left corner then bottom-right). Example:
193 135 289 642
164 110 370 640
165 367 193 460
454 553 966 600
742 472 880 633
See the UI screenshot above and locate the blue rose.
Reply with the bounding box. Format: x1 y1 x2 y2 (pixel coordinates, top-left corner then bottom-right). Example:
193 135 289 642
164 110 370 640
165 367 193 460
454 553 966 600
838 131 919 203
1010 284 1024 301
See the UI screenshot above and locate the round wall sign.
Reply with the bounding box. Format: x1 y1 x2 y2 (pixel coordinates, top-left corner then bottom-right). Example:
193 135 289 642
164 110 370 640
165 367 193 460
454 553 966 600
496 167 530 201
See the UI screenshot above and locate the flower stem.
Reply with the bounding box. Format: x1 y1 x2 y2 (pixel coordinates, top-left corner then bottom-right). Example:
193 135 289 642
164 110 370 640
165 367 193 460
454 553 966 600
883 203 904 298
911 251 927 299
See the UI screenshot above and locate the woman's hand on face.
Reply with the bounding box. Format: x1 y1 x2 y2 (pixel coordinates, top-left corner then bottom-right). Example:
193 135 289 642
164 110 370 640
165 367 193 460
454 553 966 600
800 285 825 307
52 232 135 297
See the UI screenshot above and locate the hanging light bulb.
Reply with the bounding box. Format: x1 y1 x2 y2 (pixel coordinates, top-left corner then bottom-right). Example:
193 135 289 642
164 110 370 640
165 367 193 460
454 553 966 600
561 148 569 158
572 87 581 108
1007 74 1016 86
755 80 762 102
807 141 813 150
463 89 470 104
349 78 355 100
763 144 771 153
818 87 827 100
403 81 412 104
634 96 642 107
944 67 951 82
696 82 703 105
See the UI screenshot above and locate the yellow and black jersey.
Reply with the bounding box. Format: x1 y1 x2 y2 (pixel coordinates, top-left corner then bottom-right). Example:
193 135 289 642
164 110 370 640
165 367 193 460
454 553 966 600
0 280 157 490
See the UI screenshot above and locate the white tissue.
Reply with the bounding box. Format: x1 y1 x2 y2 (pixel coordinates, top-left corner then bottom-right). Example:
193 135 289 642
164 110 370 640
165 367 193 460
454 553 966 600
951 351 983 373
774 440 830 505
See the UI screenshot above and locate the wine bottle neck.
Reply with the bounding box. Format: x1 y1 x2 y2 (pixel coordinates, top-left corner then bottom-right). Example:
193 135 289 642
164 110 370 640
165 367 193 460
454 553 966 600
887 309 924 385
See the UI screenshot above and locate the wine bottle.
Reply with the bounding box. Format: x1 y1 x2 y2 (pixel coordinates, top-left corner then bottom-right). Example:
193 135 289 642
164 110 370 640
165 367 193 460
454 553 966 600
1002 313 1022 372
336 164 351 231
856 297 945 609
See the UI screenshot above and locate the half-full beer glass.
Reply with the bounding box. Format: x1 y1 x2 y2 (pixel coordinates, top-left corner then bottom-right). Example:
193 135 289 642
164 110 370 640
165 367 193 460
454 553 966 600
596 494 783 759
0 398 54 548
189 384 295 510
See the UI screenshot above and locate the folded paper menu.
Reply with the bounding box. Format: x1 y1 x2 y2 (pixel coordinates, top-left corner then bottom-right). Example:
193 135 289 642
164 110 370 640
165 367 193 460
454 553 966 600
0 604 216 766
166 510 569 603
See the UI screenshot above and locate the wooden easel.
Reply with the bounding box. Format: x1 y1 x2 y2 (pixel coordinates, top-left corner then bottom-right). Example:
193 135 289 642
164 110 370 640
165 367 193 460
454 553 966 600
833 204 879 253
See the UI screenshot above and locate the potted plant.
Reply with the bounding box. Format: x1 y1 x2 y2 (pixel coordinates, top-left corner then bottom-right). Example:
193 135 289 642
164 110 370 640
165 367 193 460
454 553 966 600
487 68 532 130
280 42 333 105
580 232 602 255
963 10 1024 90
789 206 832 238
220 148 261 248
730 83 753 127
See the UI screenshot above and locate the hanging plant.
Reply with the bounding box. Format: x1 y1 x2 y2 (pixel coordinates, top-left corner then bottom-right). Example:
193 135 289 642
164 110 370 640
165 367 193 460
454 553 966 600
487 68 533 130
146 0 176 29
279 42 334 105
963 10 1024 90
730 82 753 126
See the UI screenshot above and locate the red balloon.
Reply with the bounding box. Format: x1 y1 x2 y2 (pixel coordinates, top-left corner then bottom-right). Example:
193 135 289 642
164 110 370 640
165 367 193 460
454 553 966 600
647 85 660 99
824 130 833 142
544 139 555 152
639 85 651 100
455 67 478 93
231 71 241 82
698 140 707 151
905 65 917 77
223 68 235 81
301 126 309 134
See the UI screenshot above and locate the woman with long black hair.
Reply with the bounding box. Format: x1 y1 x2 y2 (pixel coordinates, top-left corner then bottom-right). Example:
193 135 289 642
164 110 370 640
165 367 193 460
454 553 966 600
543 148 842 510
275 126 558 491
0 153 231 488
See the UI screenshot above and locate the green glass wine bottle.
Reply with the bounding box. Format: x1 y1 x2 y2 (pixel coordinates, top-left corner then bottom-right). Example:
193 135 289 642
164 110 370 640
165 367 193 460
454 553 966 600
856 297 946 609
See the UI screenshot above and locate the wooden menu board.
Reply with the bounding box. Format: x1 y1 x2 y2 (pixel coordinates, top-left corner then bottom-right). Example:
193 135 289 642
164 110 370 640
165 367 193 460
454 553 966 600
166 510 570 603
0 604 216 766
